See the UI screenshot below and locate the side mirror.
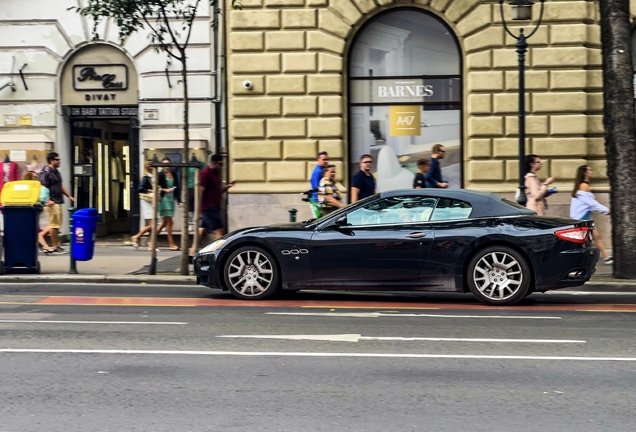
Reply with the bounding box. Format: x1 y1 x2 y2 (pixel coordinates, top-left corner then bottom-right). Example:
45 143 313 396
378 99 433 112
335 215 347 226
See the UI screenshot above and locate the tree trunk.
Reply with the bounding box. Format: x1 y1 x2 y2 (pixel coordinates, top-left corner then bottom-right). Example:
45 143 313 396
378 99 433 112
179 56 190 275
599 0 636 278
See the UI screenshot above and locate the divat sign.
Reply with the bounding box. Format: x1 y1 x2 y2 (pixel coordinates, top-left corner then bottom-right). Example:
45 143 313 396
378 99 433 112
73 64 128 91
378 84 434 98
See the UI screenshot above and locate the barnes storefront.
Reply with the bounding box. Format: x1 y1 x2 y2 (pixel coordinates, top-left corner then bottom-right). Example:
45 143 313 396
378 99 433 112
61 44 140 237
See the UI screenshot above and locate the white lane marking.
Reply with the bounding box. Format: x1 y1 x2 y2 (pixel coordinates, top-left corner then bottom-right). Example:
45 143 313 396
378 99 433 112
266 312 561 320
0 349 635 362
0 320 187 325
218 334 586 344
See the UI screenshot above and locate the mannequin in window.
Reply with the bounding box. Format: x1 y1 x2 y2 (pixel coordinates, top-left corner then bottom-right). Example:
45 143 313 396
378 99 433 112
26 154 45 180
0 155 20 193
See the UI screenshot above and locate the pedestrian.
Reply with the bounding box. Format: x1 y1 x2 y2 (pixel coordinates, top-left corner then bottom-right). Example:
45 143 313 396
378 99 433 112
570 165 613 265
156 157 183 251
524 154 554 216
189 154 235 258
25 172 55 254
425 144 448 188
413 158 430 189
310 151 329 202
318 164 344 216
39 152 74 253
131 160 157 250
351 154 376 203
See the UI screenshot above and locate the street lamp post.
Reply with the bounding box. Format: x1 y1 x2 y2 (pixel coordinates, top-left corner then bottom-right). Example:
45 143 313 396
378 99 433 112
499 0 545 206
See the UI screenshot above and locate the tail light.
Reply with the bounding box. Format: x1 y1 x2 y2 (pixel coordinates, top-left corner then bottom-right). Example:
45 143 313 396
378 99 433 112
555 227 590 244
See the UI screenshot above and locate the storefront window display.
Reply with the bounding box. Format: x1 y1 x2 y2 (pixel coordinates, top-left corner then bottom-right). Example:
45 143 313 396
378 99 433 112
349 9 462 191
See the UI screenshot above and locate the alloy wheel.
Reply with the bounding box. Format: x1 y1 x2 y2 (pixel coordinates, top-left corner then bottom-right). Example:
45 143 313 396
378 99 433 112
472 251 523 301
227 250 275 298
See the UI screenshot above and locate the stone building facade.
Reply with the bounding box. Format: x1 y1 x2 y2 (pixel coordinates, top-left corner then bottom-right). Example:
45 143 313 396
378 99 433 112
224 0 620 243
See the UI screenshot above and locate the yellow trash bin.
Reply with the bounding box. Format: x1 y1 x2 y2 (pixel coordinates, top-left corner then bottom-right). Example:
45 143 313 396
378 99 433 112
0 180 41 206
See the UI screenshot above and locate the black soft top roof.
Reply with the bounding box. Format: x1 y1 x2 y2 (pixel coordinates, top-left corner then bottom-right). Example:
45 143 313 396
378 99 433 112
379 189 537 218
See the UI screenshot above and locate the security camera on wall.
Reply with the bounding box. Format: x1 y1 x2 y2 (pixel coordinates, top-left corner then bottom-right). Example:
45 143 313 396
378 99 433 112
242 80 253 90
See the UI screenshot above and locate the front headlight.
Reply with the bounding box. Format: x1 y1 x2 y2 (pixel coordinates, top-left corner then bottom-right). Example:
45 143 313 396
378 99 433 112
199 239 226 254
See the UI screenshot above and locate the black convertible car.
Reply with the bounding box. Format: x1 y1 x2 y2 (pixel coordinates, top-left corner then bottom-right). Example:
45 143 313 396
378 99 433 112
194 189 599 306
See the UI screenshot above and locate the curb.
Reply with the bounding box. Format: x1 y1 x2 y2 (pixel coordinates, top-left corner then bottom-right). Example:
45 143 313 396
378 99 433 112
0 275 196 285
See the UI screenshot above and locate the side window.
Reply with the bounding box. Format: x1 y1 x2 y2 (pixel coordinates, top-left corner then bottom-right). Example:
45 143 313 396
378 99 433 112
431 198 472 221
347 196 438 226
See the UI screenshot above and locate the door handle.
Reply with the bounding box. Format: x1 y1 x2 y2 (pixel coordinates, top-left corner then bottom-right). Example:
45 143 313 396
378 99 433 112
406 232 426 239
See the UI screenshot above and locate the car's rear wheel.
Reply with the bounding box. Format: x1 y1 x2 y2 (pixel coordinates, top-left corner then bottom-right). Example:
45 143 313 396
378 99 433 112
467 246 531 306
223 246 279 300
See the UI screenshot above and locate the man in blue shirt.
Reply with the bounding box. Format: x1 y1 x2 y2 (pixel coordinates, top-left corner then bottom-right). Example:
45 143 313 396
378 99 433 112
310 151 329 202
425 144 449 188
351 154 376 203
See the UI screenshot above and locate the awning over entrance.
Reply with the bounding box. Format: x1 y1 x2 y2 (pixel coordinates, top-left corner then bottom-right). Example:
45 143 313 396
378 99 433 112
0 134 54 150
143 131 208 149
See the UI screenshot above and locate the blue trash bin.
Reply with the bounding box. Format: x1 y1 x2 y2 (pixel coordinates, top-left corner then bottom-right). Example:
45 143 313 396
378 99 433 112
2 205 41 274
72 208 99 261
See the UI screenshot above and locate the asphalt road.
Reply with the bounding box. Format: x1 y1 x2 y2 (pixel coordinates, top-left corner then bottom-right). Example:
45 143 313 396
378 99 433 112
1 284 636 431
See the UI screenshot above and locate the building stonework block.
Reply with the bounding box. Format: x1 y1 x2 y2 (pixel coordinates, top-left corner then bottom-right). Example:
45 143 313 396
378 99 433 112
319 9 351 38
532 47 588 67
319 96 343 115
309 0 328 5
493 93 530 114
283 140 318 159
468 160 505 181
353 0 377 13
233 97 282 117
237 0 264 6
504 71 548 91
445 0 479 22
550 24 587 44
550 159 587 180
282 53 317 73
467 51 492 69
266 31 305 51
282 9 317 28
232 119 266 138
493 48 531 68
587 70 603 89
588 159 608 179
308 74 342 94
232 54 280 73
587 48 602 66
267 118 306 137
533 138 587 157
467 139 492 158
468 117 503 137
232 141 282 160
232 76 265 95
532 92 586 113
549 115 587 135
467 71 503 92
467 94 492 114
266 75 306 94
493 138 530 158
430 0 452 11
505 159 524 181
542 1 588 22
504 26 548 46
319 53 343 72
330 0 362 24
267 161 308 181
283 96 318 116
232 162 266 181
550 70 587 90
505 116 547 136
587 115 604 134
413 0 431 4
231 10 280 29
308 118 343 138
587 93 603 111
230 32 264 51
464 27 504 53
456 4 492 36
587 138 606 157
588 24 601 46
308 31 346 54
319 139 343 158
265 0 305 6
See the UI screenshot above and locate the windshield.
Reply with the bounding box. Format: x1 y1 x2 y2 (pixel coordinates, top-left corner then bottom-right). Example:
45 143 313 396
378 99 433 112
310 194 378 225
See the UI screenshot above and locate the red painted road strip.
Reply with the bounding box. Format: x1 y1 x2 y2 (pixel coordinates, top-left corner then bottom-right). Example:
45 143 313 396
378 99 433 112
31 296 636 312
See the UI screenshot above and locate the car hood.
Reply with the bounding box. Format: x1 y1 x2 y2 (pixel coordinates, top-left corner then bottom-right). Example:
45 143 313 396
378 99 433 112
226 222 309 238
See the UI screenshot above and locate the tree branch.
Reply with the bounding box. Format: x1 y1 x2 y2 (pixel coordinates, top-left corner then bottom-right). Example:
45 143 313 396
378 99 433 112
158 0 184 53
183 0 202 49
139 9 183 61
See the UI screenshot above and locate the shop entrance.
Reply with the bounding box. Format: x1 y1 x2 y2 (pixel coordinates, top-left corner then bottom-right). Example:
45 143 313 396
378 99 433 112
69 116 139 237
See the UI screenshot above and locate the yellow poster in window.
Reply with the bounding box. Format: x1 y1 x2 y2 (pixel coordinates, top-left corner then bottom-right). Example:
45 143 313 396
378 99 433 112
389 106 420 137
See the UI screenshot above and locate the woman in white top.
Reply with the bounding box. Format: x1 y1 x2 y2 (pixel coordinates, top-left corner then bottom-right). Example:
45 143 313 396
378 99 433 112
569 165 612 264
524 154 554 216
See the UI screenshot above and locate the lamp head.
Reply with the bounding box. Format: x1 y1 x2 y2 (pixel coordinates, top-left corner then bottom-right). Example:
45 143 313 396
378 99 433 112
510 0 534 21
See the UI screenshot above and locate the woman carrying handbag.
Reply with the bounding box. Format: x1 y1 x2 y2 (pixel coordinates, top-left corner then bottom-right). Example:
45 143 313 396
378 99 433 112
131 160 158 251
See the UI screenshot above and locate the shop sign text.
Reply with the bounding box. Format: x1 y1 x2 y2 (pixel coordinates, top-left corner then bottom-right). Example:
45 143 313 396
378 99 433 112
73 64 128 91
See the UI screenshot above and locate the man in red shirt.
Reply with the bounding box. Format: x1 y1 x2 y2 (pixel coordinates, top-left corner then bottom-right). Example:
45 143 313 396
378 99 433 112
190 154 234 256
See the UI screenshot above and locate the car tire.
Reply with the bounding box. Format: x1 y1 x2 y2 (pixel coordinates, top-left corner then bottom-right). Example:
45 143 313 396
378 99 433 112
223 246 280 300
467 245 531 306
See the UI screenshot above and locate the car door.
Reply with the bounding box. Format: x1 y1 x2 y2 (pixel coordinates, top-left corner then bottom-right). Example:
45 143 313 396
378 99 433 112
309 196 437 283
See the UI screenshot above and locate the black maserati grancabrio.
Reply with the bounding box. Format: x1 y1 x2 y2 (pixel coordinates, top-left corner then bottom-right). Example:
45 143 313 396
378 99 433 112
194 189 599 306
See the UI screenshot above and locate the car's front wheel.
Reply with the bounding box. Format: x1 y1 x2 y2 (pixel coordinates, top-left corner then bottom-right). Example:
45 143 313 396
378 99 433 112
223 246 279 300
467 246 531 306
